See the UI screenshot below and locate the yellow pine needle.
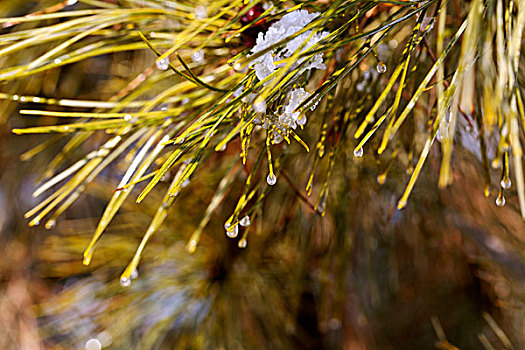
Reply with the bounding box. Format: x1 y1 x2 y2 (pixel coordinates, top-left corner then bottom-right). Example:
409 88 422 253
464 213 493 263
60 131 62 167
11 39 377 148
390 19 468 137
83 131 168 265
156 0 243 64
186 164 238 253
266 131 275 179
354 64 403 139
397 135 434 210
289 129 310 152
121 161 194 280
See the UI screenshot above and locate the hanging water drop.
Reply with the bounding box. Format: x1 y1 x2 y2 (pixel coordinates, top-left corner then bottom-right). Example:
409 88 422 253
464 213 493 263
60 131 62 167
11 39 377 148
156 57 169 71
376 174 386 185
297 114 307 126
85 338 101 350
45 219 56 230
501 178 511 189
238 239 247 248
496 195 506 207
376 61 387 73
353 147 363 158
267 174 277 185
191 49 204 63
120 276 131 287
130 269 138 279
240 215 251 227
82 255 91 266
187 239 197 253
226 224 239 238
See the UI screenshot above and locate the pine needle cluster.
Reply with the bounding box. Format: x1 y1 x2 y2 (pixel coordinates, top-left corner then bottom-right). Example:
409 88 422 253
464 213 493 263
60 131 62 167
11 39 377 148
2 0 525 348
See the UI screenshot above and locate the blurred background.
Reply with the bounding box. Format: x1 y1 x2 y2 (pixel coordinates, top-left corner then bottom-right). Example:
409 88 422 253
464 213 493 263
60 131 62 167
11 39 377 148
1 1 525 349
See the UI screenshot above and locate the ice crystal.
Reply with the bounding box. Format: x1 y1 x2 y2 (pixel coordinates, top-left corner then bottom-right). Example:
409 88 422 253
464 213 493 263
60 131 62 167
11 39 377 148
247 10 328 140
260 88 311 144
250 10 329 82
278 88 311 129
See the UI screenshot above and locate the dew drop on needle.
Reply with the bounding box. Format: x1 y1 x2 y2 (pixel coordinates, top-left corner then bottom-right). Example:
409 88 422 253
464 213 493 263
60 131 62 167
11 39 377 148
267 174 277 185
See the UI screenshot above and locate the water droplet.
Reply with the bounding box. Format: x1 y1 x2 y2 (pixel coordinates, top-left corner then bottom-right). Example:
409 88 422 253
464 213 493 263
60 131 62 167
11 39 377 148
120 276 131 287
191 49 204 63
156 57 169 71
496 195 506 207
182 179 190 188
226 224 239 238
267 174 277 186
328 318 342 330
253 98 266 113
297 114 307 126
238 239 247 248
12 95 19 101
82 255 91 266
195 5 208 19
217 143 227 152
124 114 138 123
32 97 41 103
45 219 56 230
63 125 70 131
376 174 386 185
130 269 138 279
187 239 197 253
397 198 407 210
85 338 101 350
66 0 78 5
96 331 112 347
501 178 511 189
353 147 363 157
376 62 387 73
240 216 251 227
